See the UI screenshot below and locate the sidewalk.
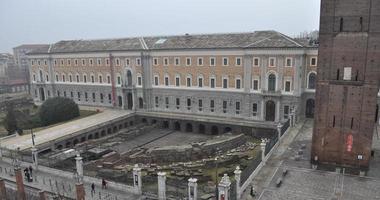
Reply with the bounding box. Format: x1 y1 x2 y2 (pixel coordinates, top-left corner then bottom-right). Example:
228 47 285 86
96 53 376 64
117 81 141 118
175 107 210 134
240 119 309 200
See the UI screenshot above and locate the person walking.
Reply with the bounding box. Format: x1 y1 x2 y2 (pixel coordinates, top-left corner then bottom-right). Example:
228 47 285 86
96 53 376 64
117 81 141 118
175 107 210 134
28 166 33 177
91 183 95 196
102 178 107 189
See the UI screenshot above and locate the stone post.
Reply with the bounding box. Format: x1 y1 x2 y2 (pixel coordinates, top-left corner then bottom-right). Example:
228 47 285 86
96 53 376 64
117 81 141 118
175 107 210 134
39 190 47 200
0 179 6 200
234 166 242 200
31 147 38 169
260 139 267 164
157 172 166 200
188 178 197 200
75 154 83 182
291 111 296 126
14 167 26 200
218 174 231 200
75 183 85 200
277 123 282 141
290 113 294 127
133 164 142 195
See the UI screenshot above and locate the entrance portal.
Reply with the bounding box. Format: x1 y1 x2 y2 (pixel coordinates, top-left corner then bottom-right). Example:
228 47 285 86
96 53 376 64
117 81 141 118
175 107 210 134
306 99 315 118
39 87 45 101
127 93 133 110
265 100 276 121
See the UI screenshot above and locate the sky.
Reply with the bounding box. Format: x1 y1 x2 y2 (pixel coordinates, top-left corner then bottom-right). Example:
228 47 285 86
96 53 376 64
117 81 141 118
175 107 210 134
0 0 321 53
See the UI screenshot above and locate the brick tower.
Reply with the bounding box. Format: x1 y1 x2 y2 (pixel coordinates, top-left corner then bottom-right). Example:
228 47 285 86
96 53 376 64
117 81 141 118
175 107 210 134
311 0 380 170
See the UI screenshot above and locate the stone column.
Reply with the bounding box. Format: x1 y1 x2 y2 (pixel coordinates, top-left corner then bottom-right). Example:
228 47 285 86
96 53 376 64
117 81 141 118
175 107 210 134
31 147 38 169
290 113 294 127
76 183 85 200
277 123 283 140
157 172 166 200
39 190 47 200
0 179 6 200
218 174 231 200
260 139 267 164
75 154 83 182
234 166 242 200
188 178 197 200
133 164 142 195
15 167 26 200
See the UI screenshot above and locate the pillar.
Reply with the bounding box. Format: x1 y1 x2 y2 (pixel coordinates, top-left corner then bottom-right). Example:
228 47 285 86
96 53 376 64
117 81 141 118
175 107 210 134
277 123 283 140
157 172 166 200
75 183 85 200
14 167 26 200
260 139 267 164
188 178 197 200
75 154 83 182
234 166 242 200
290 113 294 127
31 147 38 169
133 164 142 195
39 190 47 200
218 174 231 200
0 179 6 200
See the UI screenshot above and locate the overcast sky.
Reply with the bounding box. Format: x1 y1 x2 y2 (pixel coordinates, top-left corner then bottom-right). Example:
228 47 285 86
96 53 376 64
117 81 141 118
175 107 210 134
0 0 320 53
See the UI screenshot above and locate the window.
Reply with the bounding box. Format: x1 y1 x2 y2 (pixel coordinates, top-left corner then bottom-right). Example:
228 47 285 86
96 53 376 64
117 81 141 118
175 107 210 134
60 60 63 65
155 96 159 107
99 75 103 83
91 75 95 83
125 58 130 66
70 91 74 98
31 60 34 65
153 58 158 66
187 98 191 110
176 98 180 109
97 58 101 66
223 57 228 66
137 76 142 86
82 59 86 66
92 92 96 102
154 76 159 86
236 101 241 114
187 77 192 87
62 74 66 82
223 101 227 113
136 58 141 66
163 57 169 66
115 58 120 66
106 58 110 65
77 92 81 101
84 75 87 83
197 57 203 66
236 57 242 66
57 91 60 96
268 74 276 91
69 75 72 82
117 76 121 85
210 100 215 112
85 92 88 101
198 99 203 111
175 57 180 66
107 75 111 84
55 74 59 82
63 91 67 97
165 97 169 108
198 77 203 87
67 59 71 66
54 60 57 66
100 93 104 103
186 57 191 66
223 77 228 89
252 103 258 116
284 105 290 119
175 76 180 87
210 77 215 88
108 94 112 104
74 59 78 66
253 79 259 91
210 57 216 66
236 78 241 89
76 75 80 82
269 57 276 67
89 59 93 66
310 57 317 66
285 58 292 67
308 72 316 89
44 60 47 65
285 80 291 92
164 76 169 86
46 75 49 82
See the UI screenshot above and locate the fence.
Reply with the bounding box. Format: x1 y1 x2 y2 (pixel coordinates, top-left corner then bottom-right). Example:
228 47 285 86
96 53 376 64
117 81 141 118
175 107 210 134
240 152 262 186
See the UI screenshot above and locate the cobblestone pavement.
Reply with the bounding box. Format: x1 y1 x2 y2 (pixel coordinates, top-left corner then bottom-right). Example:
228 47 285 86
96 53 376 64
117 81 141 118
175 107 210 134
0 158 140 200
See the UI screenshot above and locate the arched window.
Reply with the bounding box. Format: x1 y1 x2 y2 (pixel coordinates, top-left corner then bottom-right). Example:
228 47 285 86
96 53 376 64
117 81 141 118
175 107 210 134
308 72 316 89
126 70 132 86
268 74 276 91
39 70 43 82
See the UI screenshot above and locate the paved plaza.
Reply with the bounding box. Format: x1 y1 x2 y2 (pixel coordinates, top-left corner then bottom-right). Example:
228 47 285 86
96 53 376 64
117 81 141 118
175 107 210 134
0 109 132 151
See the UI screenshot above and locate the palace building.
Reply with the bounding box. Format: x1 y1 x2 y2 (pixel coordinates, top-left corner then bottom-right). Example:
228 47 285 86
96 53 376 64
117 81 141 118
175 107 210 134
28 31 319 124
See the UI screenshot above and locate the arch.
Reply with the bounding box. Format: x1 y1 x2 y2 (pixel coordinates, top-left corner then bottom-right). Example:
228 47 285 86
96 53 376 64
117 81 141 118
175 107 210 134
268 73 276 91
107 128 112 134
126 70 132 86
211 126 219 135
307 72 317 89
265 100 276 121
142 118 148 123
65 142 71 148
119 124 123 130
139 97 144 109
101 130 106 137
113 126 118 133
174 121 181 131
80 136 86 143
73 139 79 146
224 127 232 133
186 123 193 132
88 134 93 140
94 132 99 139
306 99 315 118
163 121 169 129
198 124 206 134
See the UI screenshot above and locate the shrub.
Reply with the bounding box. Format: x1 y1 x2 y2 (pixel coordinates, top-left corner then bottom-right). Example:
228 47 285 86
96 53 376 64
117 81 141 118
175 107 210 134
3 102 18 135
39 97 79 126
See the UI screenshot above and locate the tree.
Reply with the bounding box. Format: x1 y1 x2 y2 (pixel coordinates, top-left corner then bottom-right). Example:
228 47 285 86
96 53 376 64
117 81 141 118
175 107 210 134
39 97 80 126
3 102 18 135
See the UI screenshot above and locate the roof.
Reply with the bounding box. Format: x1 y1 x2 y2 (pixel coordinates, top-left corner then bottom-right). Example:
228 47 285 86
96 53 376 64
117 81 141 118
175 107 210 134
13 44 50 50
28 31 317 55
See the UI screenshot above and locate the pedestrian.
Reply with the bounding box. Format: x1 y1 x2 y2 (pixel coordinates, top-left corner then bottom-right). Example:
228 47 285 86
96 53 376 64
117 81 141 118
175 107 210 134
91 183 95 196
102 178 107 189
29 166 33 176
25 171 30 182
250 186 256 197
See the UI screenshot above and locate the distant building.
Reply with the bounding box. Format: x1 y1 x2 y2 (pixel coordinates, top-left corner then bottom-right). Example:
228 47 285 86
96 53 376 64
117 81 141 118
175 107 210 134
311 0 380 171
0 53 28 93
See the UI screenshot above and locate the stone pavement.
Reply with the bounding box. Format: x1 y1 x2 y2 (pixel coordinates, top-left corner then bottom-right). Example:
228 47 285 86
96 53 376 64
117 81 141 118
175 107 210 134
1 109 133 151
0 157 140 200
